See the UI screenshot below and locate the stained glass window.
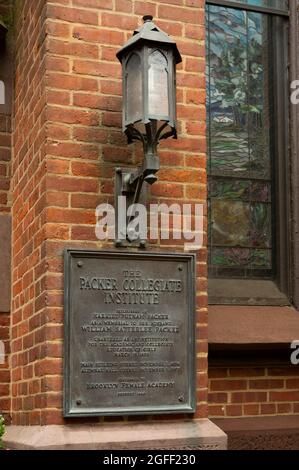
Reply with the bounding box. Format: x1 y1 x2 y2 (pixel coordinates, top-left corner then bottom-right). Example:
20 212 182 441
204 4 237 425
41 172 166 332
206 4 277 279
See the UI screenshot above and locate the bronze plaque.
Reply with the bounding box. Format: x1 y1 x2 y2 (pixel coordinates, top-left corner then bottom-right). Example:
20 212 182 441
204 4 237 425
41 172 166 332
64 250 196 417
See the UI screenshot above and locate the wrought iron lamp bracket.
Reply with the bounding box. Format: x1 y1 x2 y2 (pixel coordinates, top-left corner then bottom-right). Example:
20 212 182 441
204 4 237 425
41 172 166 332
114 121 165 247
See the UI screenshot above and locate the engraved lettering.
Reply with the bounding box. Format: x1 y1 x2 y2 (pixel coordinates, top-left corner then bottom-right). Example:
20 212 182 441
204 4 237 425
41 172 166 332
80 277 118 290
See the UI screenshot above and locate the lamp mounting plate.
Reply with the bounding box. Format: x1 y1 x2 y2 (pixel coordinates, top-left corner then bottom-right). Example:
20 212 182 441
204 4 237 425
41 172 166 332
114 167 148 248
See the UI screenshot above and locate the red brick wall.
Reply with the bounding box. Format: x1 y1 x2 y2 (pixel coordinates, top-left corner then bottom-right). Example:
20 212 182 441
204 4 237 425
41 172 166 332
0 115 11 212
0 0 13 422
0 113 11 422
0 313 10 422
11 0 47 426
0 0 12 213
10 0 208 425
208 366 299 418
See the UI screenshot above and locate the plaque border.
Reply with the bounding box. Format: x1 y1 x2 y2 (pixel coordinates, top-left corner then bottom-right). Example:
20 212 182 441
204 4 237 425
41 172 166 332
64 249 196 417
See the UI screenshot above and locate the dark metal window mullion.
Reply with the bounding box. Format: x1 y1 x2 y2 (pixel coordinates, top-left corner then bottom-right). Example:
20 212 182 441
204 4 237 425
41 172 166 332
207 4 213 274
246 10 252 275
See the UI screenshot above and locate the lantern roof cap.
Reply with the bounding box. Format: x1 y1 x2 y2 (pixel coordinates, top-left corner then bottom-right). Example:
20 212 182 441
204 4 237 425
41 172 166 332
116 15 182 64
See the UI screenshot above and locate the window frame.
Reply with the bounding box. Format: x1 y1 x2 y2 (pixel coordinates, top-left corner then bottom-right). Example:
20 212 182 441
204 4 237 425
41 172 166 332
289 0 299 309
206 0 292 306
207 0 289 17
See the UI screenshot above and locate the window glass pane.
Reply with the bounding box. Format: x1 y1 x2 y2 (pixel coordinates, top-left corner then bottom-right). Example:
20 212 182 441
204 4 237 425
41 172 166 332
148 49 169 117
206 4 274 279
125 53 142 124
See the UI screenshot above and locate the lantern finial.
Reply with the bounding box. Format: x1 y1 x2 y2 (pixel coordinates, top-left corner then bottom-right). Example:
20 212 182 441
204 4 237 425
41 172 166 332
142 15 153 23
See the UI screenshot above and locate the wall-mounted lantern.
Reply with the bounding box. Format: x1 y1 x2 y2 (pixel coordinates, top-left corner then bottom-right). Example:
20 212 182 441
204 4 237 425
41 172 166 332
115 15 182 243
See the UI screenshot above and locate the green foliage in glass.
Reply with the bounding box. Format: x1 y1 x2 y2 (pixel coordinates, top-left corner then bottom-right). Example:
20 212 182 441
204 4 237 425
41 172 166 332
212 36 263 128
0 415 5 449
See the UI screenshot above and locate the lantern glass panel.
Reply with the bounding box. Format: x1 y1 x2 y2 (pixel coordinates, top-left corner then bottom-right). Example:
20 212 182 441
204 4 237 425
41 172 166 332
125 53 142 124
148 49 169 118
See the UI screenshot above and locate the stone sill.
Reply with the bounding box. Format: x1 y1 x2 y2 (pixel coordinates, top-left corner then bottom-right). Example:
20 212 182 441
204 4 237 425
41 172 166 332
208 279 289 306
208 305 299 347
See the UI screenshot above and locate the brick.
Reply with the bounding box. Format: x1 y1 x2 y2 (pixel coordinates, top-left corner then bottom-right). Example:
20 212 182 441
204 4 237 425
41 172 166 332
46 56 70 73
34 359 62 377
226 405 243 417
47 175 98 192
101 13 137 30
47 142 99 160
186 185 206 200
269 391 299 402
100 80 122 95
47 106 99 126
71 193 102 209
210 379 247 392
186 0 202 6
41 376 63 393
229 368 265 378
47 123 71 140
208 393 228 404
46 20 71 38
45 224 70 240
158 5 202 24
47 158 70 175
277 403 292 414
209 368 228 379
47 73 98 92
134 2 157 17
244 404 260 416
267 367 299 377
47 39 99 59
159 168 201 184
102 112 122 128
71 161 100 177
294 404 299 413
208 405 225 416
101 46 119 62
73 93 102 109
151 183 184 199
249 379 284 390
47 90 71 106
72 26 124 45
186 121 206 135
47 207 96 224
73 0 113 9
231 392 268 403
47 5 99 25
46 191 69 207
102 146 131 163
73 60 120 78
74 127 107 143
185 24 204 40
186 90 205 107
115 0 132 13
261 404 276 415
285 379 299 388
72 225 97 240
